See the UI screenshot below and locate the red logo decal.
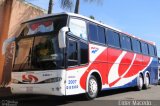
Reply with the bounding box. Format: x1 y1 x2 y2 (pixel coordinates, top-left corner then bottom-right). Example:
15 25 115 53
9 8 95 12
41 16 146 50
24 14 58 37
22 74 38 83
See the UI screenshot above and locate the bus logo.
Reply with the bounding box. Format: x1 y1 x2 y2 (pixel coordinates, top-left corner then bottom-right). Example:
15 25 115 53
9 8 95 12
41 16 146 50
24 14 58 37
22 74 38 83
91 47 99 54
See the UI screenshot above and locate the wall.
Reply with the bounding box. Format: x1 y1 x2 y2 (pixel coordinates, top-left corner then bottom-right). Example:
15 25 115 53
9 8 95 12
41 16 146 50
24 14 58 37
0 0 45 86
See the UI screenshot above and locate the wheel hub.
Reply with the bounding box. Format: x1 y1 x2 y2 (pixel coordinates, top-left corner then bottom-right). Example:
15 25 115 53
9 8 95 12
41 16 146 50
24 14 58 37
89 79 98 96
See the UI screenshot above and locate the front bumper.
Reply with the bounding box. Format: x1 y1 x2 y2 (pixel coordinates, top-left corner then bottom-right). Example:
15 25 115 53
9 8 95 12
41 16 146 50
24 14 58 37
10 82 65 96
10 70 66 96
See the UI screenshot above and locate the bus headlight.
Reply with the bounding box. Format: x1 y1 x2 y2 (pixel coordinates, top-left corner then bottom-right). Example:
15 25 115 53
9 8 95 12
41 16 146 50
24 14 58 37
44 77 62 83
11 79 19 84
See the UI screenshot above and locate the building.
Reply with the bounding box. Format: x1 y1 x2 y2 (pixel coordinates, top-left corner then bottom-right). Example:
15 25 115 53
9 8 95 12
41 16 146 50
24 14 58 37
0 0 46 86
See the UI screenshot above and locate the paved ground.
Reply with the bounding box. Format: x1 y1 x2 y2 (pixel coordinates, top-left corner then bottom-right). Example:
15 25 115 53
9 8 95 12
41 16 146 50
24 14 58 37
0 85 160 106
96 85 160 100
0 87 12 97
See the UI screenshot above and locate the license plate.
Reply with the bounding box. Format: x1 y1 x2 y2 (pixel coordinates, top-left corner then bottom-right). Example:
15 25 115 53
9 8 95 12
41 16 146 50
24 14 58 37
26 87 33 92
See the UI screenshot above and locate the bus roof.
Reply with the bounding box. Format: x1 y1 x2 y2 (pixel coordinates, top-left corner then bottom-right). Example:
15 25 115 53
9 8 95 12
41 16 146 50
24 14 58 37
23 12 155 45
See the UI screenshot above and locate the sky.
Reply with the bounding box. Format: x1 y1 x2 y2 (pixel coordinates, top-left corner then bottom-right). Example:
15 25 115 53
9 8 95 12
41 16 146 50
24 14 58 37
26 0 160 56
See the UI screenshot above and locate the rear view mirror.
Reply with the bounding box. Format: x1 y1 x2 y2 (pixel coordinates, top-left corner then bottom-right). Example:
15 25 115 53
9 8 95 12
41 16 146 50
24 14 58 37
58 26 69 48
2 37 16 55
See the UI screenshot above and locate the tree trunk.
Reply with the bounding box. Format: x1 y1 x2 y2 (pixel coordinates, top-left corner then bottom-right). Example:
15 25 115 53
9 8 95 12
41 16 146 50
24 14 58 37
48 0 53 14
74 0 80 14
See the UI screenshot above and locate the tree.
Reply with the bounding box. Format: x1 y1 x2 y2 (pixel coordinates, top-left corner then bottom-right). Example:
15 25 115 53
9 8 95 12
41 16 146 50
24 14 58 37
49 0 102 14
89 15 95 20
48 0 53 14
38 0 102 14
74 0 102 14
74 0 79 13
60 0 73 11
48 0 73 14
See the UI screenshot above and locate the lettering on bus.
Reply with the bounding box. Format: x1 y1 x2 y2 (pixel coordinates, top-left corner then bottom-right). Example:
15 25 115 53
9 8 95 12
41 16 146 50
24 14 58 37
68 80 77 84
91 47 99 54
68 76 76 78
66 85 78 89
66 80 78 89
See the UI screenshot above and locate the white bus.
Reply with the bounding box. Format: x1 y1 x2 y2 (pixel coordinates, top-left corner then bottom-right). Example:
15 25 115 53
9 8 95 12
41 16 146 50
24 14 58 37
9 12 158 99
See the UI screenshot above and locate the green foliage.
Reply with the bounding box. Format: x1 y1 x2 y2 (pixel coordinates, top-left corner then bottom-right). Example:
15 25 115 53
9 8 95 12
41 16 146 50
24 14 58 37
60 0 74 11
89 15 95 20
28 0 103 14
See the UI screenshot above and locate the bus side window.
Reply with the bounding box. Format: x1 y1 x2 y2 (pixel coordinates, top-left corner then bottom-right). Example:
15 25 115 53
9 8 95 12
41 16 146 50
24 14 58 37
120 34 132 51
154 46 157 57
131 38 141 53
148 44 155 56
106 29 120 48
97 26 106 45
89 23 98 42
80 41 88 65
141 42 149 55
69 18 87 40
68 39 78 66
88 23 106 45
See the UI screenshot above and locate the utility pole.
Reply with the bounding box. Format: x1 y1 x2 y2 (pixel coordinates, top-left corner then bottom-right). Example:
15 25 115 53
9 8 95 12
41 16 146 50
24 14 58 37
74 0 80 14
48 0 53 14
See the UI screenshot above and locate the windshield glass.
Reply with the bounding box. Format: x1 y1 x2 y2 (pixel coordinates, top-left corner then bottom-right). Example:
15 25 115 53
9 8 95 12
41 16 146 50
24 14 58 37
13 15 67 71
13 35 64 71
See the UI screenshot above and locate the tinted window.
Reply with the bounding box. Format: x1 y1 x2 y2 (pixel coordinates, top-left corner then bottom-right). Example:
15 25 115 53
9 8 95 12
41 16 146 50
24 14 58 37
148 44 155 56
132 38 141 53
154 46 157 56
97 26 106 44
89 23 98 42
89 23 106 45
80 42 88 64
120 34 132 51
141 42 149 55
106 29 120 48
68 39 78 66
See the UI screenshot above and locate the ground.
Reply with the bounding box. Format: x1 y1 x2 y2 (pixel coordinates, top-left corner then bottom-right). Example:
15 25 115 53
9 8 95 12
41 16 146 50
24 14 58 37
0 85 160 106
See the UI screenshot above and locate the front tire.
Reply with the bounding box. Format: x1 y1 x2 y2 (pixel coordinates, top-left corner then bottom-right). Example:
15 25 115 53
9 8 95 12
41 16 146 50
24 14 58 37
85 75 98 100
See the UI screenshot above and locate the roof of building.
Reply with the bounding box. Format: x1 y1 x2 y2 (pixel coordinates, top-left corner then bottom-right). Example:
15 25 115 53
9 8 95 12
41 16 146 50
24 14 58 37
21 0 47 13
24 12 155 45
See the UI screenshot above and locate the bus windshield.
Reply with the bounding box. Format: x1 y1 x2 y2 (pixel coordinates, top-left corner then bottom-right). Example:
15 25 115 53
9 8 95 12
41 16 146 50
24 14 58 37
13 35 64 72
12 16 67 72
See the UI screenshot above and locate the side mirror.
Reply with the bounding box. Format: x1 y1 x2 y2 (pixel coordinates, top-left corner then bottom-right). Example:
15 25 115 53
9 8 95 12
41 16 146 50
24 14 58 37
58 26 69 48
2 37 16 55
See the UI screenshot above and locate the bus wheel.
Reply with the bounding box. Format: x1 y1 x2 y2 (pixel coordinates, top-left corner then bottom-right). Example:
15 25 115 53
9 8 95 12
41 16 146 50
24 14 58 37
136 74 144 91
86 75 98 100
144 74 150 89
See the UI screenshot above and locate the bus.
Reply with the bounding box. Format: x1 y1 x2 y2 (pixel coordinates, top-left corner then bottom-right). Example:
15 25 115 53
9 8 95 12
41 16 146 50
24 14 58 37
9 12 158 99
158 58 160 84
158 66 160 84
